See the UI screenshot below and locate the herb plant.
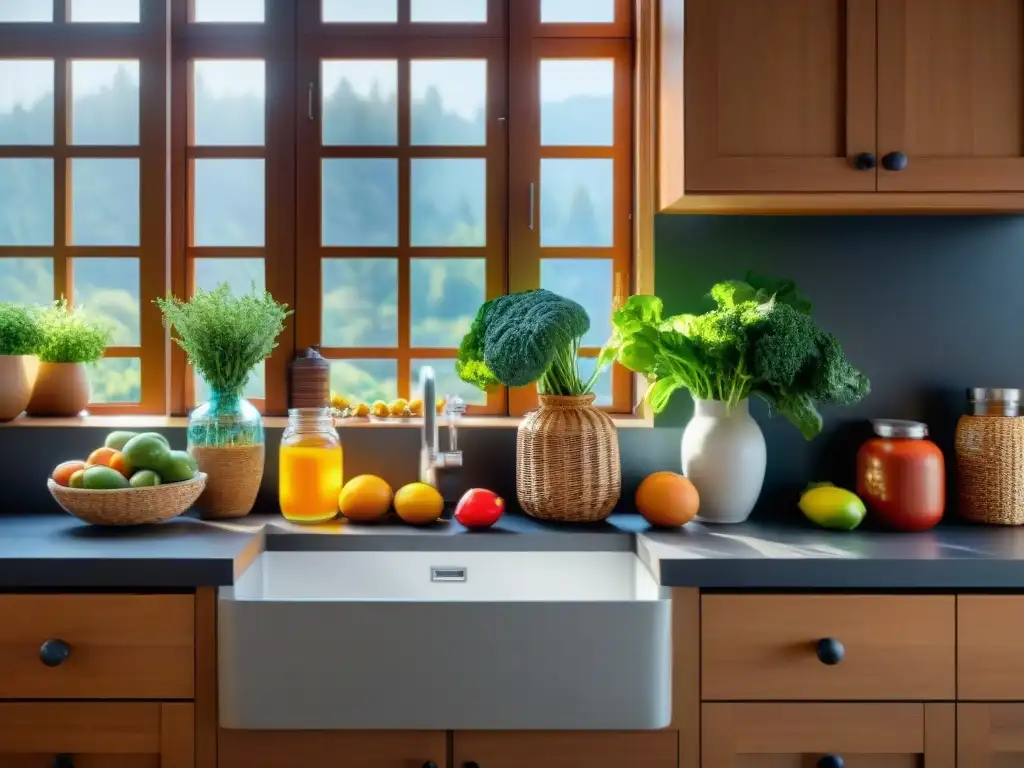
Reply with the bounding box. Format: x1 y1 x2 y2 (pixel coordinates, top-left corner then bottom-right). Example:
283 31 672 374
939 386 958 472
0 303 43 357
156 284 291 398
457 289 607 397
36 298 110 364
604 273 870 439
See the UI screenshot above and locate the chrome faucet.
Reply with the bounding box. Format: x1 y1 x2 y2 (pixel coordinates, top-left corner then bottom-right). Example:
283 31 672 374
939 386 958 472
419 365 464 488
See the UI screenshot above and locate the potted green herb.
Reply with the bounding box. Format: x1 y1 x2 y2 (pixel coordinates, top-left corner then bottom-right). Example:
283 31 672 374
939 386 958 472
156 285 290 519
457 289 619 523
0 303 43 421
606 274 869 523
26 299 110 418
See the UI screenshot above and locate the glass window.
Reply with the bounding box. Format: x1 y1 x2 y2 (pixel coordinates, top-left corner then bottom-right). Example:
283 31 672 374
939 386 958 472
69 0 140 22
89 358 142 404
541 59 614 147
412 359 486 405
411 158 486 247
541 258 613 346
541 0 615 23
193 0 265 23
70 158 140 246
193 159 265 247
322 0 396 23
0 1 52 22
411 59 486 147
71 60 140 146
322 60 397 147
0 60 54 145
540 158 613 248
411 0 487 23
0 258 53 305
330 359 398 404
192 60 265 147
322 159 398 247
72 257 140 346
410 258 485 348
322 258 398 347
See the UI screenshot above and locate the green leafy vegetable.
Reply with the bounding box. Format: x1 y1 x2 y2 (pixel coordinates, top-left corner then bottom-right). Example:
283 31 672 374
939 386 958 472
604 275 869 439
36 298 111 364
0 303 43 357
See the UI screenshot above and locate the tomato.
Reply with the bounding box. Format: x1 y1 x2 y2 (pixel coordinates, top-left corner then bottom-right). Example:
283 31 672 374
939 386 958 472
454 488 505 529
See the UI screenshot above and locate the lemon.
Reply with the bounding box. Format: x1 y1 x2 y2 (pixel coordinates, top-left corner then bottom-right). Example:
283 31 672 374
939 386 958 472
799 485 866 531
352 403 370 418
370 400 390 419
436 399 446 415
330 392 349 410
339 475 393 523
394 482 444 525
407 399 424 416
389 398 409 417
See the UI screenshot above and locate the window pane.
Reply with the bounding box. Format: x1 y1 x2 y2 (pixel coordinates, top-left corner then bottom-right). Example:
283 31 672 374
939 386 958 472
193 159 265 247
542 0 614 23
69 0 139 22
0 258 52 305
322 159 398 247
323 0 396 22
411 158 485 247
0 159 52 246
0 60 53 145
411 258 484 348
193 60 264 146
411 0 486 23
195 258 264 295
71 158 139 246
579 357 612 407
322 258 397 347
196 361 264 402
540 158 613 248
194 0 264 22
541 59 613 147
541 258 612 346
411 60 486 147
412 359 486 406
72 258 139 346
322 60 397 147
71 60 139 146
89 358 141 404
330 359 398 404
0 1 52 21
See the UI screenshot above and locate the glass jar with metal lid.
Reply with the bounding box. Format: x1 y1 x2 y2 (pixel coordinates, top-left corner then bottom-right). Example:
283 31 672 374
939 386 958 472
956 388 1024 525
856 419 945 531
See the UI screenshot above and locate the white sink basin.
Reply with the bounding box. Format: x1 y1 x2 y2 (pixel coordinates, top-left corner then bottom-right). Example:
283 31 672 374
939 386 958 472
219 550 672 730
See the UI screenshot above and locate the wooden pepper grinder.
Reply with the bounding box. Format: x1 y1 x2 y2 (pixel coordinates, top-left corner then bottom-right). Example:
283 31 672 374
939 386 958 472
289 347 330 409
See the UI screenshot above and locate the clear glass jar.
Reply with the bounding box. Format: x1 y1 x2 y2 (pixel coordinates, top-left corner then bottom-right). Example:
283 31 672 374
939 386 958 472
279 407 343 524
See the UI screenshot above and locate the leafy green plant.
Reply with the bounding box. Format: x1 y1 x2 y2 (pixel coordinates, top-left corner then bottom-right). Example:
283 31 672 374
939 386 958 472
36 298 111 364
0 303 43 357
457 289 608 397
156 284 291 398
603 273 870 439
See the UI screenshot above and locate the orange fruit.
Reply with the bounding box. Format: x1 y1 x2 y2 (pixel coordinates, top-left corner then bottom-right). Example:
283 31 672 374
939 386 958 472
86 446 119 467
635 471 700 528
107 452 130 478
52 460 87 487
339 475 393 523
394 482 444 525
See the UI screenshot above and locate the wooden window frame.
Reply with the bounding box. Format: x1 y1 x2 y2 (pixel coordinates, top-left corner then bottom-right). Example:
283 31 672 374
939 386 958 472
0 0 170 415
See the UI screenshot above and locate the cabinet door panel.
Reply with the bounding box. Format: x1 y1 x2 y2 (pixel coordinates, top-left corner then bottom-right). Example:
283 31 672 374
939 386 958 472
219 729 447 768
453 731 678 768
959 704 1024 766
684 0 876 193
878 0 1024 191
702 703 954 768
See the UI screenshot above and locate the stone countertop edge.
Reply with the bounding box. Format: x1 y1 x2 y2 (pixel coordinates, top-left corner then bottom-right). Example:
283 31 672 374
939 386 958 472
5 513 1024 589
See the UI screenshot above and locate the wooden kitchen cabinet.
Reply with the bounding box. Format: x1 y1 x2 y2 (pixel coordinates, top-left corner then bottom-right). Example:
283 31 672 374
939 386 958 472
959 704 1024 765
702 703 955 768
0 702 193 768
452 731 678 768
958 596 1024 700
218 729 447 768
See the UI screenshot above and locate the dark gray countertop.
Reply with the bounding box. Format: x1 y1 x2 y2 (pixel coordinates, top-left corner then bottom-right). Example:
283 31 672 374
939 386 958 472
5 513 1024 590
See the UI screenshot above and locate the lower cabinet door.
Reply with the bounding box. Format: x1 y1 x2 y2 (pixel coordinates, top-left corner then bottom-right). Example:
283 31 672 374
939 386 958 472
702 703 955 767
452 731 678 768
0 702 193 768
959 703 1024 765
218 730 447 768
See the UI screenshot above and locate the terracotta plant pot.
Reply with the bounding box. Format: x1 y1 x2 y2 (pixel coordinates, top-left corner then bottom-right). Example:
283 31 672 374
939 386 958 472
0 355 39 421
26 362 91 418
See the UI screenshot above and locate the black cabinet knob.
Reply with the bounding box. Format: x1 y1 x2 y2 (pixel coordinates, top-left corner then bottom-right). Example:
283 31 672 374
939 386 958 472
53 755 74 768
39 639 71 668
818 755 844 768
816 637 845 665
882 151 908 171
853 152 876 170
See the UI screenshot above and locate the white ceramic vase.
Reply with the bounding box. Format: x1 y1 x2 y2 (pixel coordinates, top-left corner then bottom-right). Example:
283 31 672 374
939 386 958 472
681 397 766 524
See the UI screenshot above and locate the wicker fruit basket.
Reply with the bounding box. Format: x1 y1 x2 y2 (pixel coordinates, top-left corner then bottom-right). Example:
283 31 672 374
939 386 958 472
47 473 207 526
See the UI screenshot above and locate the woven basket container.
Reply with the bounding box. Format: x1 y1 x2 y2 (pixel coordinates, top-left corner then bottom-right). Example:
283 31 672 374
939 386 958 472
956 414 1024 525
516 394 621 523
47 473 207 526
191 444 265 520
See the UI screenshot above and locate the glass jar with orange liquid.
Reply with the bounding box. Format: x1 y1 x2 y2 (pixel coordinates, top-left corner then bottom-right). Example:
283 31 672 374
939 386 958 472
279 407 343 523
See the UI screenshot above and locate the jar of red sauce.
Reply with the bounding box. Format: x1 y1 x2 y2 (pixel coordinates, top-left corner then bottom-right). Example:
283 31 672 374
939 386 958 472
856 419 945 532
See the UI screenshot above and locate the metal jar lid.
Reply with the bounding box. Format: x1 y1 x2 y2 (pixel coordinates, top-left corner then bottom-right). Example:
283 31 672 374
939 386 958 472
871 419 929 439
967 388 1022 417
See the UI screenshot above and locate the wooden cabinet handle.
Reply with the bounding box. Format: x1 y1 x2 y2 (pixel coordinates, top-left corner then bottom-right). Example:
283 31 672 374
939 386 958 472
815 637 845 665
882 152 908 171
817 756 844 768
39 638 71 667
53 755 74 768
853 153 876 170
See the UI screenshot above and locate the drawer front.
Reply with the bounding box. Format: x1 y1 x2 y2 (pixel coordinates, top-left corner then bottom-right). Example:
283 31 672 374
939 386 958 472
0 595 194 700
702 595 955 701
959 596 1024 700
219 729 448 768
453 731 679 768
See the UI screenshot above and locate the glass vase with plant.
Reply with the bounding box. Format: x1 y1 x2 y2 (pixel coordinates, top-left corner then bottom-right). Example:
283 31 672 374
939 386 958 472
0 302 44 421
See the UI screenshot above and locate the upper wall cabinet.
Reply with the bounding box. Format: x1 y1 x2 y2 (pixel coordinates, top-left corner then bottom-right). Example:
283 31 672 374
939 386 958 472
659 0 1024 212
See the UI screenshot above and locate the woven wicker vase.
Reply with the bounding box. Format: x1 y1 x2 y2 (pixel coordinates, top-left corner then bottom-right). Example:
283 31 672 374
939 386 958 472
956 414 1024 525
516 394 621 523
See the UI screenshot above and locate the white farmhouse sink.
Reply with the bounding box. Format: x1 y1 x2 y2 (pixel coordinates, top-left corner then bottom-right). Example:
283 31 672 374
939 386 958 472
219 550 672 730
